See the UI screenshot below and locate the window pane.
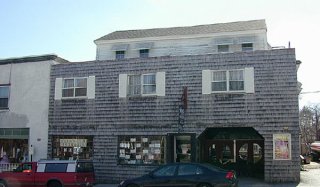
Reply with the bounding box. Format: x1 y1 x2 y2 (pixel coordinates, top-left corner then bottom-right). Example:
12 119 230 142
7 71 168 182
63 79 74 88
212 82 227 91
75 88 87 97
62 89 74 97
45 163 68 172
154 165 176 177
242 43 253 51
116 51 125 59
212 71 226 81
229 81 244 91
140 49 149 58
229 70 244 81
178 165 197 176
0 98 8 108
75 78 87 88
128 75 141 95
143 74 155 85
143 85 156 94
0 87 9 98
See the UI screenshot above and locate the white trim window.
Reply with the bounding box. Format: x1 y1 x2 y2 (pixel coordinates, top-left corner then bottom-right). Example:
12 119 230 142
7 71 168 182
139 49 149 58
212 70 244 92
119 72 165 98
54 76 95 100
128 73 156 96
0 85 9 109
116 51 125 60
202 68 254 94
217 45 229 53
242 43 253 51
62 78 87 98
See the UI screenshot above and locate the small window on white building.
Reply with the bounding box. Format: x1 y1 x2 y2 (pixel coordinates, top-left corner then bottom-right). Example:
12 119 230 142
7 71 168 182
139 49 149 58
217 45 229 53
0 85 9 109
116 51 125 60
119 72 165 98
242 43 253 51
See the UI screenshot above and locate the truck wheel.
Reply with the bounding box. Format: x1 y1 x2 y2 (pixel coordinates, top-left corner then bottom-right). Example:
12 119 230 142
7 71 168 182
0 181 7 187
48 181 62 187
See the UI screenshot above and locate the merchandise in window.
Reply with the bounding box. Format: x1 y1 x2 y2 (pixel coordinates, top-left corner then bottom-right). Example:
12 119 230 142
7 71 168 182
118 136 165 165
52 136 93 160
0 86 9 109
62 78 87 98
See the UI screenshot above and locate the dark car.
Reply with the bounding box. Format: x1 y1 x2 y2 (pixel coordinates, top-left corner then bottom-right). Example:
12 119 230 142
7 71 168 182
118 163 238 187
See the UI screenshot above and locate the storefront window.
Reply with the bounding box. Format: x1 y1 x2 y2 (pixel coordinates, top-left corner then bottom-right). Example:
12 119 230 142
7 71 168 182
118 135 165 165
52 136 93 160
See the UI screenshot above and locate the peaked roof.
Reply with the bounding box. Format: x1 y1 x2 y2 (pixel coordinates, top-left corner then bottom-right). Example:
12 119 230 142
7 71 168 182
95 19 266 42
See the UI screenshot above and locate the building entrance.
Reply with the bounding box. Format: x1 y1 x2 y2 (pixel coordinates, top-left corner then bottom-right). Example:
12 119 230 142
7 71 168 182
199 127 264 178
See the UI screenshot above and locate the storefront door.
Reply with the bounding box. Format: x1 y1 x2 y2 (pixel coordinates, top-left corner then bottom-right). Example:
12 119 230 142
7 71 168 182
166 133 196 163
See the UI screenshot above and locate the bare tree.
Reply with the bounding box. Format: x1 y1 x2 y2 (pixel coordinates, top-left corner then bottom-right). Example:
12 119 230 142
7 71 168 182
299 105 320 144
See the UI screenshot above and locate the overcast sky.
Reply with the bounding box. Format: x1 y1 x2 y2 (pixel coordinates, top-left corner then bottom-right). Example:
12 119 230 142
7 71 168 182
1 0 319 108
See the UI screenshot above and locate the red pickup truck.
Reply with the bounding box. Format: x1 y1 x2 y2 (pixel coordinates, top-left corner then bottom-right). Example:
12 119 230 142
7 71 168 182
0 160 95 187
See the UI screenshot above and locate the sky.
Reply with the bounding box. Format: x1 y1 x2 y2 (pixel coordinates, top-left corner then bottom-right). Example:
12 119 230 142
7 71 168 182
0 0 319 108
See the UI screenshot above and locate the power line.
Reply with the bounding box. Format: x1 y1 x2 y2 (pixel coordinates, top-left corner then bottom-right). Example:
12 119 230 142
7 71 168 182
300 91 320 94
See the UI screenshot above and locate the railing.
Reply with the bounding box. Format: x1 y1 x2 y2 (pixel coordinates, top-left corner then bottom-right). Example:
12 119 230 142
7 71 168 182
0 163 20 172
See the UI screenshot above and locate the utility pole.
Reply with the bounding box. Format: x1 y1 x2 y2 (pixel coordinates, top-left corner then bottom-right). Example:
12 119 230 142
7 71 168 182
316 110 319 141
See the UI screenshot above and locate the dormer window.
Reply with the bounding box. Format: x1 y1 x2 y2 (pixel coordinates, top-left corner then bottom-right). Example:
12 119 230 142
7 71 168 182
116 51 125 60
139 49 149 58
242 43 253 51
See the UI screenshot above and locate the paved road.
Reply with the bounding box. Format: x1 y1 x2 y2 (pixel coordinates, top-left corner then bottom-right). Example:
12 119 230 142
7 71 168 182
95 163 320 187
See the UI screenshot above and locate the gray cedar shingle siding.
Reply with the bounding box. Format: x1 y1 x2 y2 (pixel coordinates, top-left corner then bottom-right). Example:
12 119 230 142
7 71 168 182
48 49 299 183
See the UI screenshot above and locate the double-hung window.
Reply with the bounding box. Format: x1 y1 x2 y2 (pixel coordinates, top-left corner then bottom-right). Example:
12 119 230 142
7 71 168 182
62 78 87 98
203 68 254 94
0 85 9 109
139 49 149 58
212 70 244 92
128 74 156 96
116 51 125 60
242 43 253 51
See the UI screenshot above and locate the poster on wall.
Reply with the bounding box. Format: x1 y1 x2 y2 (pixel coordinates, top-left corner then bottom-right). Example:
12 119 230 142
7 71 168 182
273 133 291 160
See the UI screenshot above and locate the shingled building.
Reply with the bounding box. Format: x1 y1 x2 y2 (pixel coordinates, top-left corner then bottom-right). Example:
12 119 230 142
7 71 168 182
48 20 300 183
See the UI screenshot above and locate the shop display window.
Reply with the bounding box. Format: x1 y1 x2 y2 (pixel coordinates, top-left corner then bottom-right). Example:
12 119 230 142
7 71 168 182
52 136 93 160
118 135 165 165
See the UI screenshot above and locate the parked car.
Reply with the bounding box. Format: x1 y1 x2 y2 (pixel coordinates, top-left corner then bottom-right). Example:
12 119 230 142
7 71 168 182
119 162 238 187
0 160 95 187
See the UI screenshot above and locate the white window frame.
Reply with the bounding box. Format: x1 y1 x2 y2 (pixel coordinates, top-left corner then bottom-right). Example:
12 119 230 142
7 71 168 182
139 49 149 58
242 43 253 51
115 51 125 59
62 77 88 98
128 73 156 96
0 85 9 109
211 69 244 93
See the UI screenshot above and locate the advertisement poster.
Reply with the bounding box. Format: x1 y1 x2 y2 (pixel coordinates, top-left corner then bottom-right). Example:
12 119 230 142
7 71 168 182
273 133 291 160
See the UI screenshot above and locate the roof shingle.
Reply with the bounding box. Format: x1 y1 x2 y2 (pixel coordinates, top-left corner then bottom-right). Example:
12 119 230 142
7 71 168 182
95 19 266 42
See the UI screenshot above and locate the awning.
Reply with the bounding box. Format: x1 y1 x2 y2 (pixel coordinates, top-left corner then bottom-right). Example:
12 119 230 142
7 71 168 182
111 44 129 51
134 42 154 50
199 127 264 140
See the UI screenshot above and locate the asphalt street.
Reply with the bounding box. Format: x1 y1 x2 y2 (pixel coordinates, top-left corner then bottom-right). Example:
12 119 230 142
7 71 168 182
94 162 320 187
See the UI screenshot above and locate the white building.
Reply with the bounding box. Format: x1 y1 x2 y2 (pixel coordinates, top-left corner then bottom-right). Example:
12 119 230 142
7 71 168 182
94 19 270 60
0 54 67 162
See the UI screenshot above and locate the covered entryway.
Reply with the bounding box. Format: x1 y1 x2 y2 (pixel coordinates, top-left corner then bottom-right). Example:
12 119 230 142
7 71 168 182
199 127 264 178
